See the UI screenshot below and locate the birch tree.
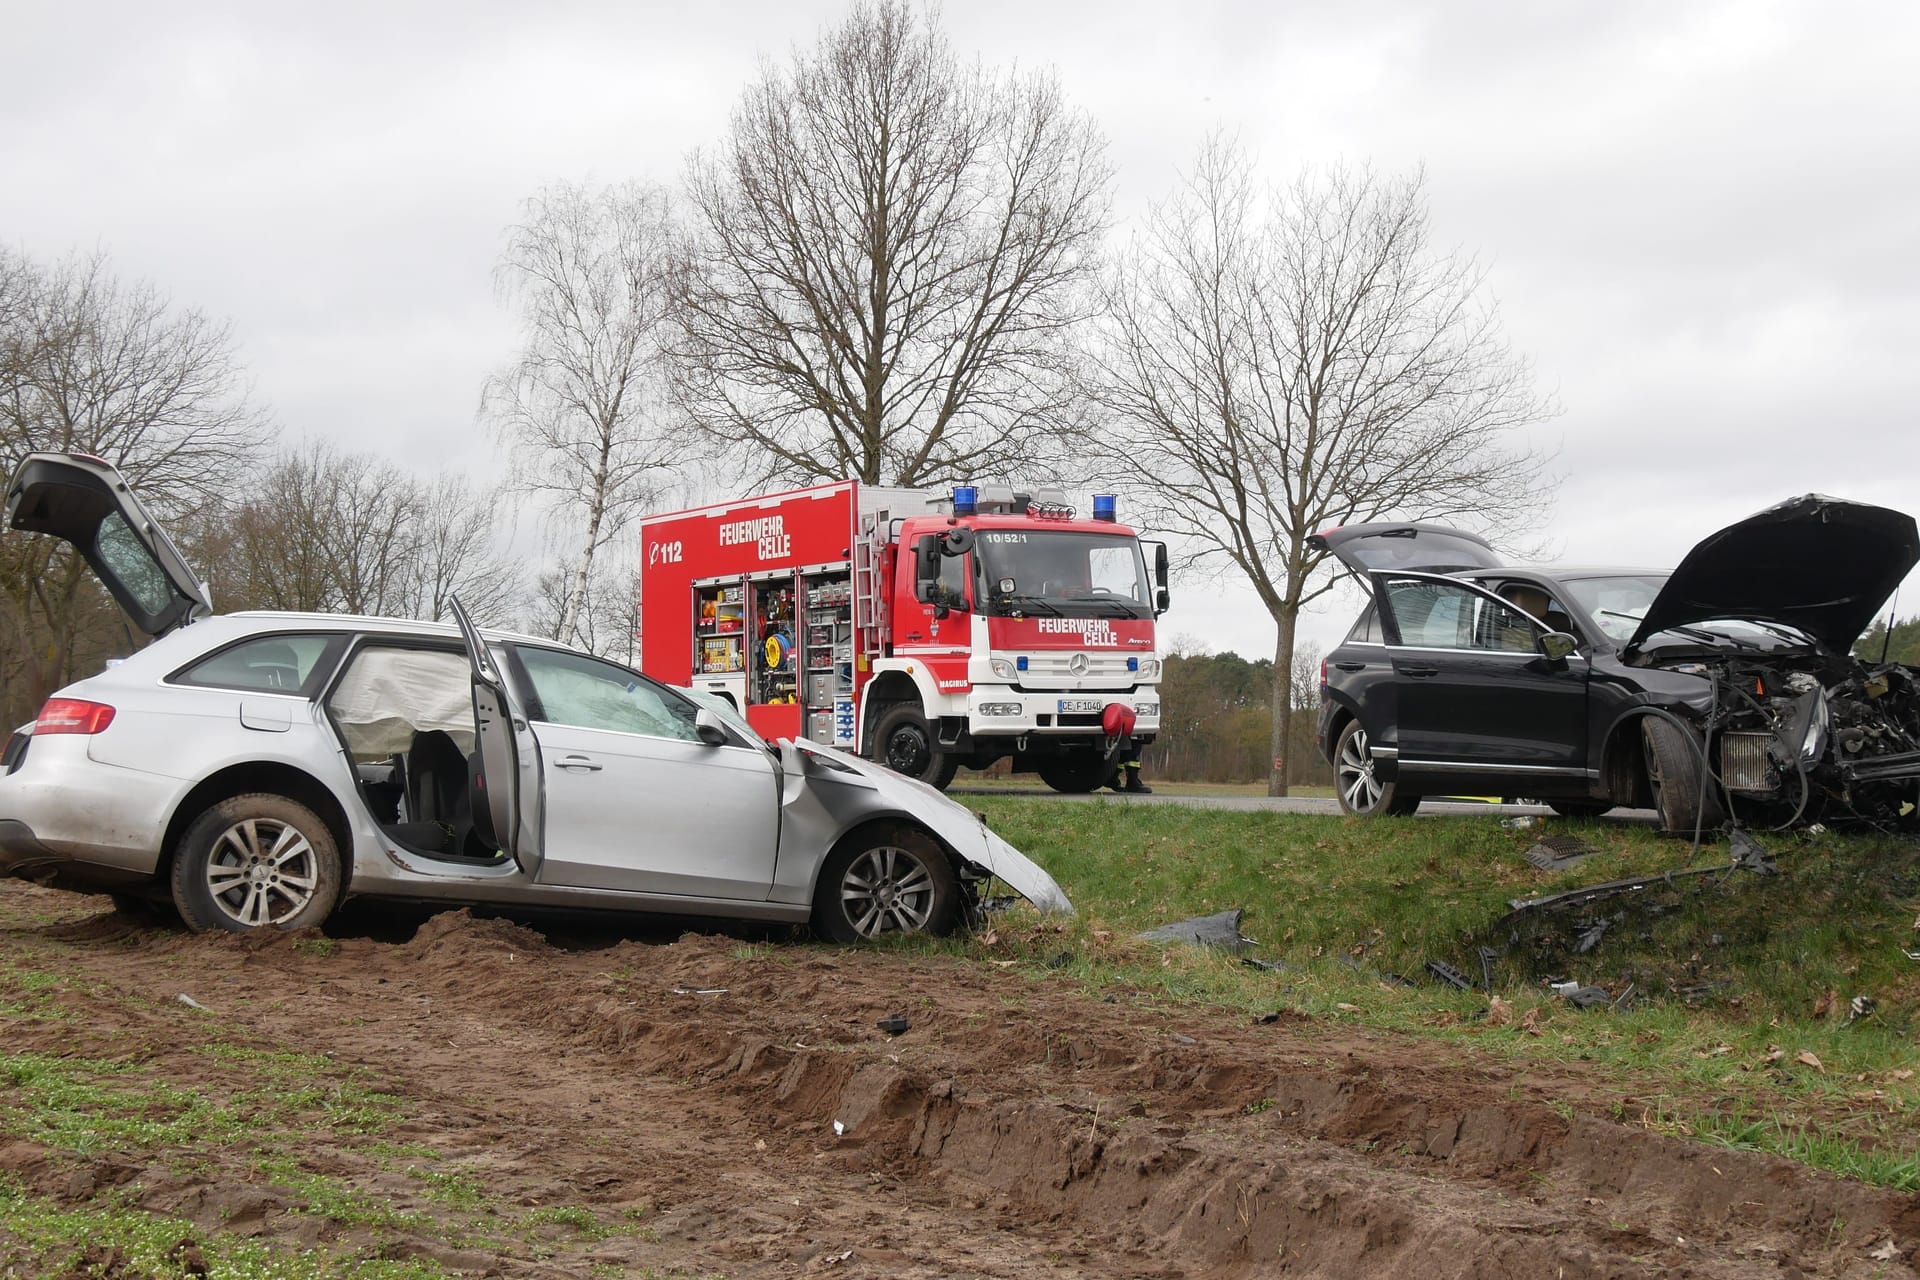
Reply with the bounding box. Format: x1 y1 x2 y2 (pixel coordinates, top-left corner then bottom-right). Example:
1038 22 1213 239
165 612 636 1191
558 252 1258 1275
1086 140 1555 795
485 180 686 646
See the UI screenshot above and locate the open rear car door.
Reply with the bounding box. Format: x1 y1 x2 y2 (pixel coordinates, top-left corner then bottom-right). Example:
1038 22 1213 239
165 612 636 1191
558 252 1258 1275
447 597 543 879
4 452 211 637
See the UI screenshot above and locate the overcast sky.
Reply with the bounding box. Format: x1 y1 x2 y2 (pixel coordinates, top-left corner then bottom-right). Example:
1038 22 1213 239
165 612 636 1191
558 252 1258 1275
5 0 1916 658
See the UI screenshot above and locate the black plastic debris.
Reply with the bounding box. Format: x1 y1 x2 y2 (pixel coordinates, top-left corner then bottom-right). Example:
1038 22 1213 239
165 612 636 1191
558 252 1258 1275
1573 920 1610 954
1523 835 1601 873
1477 946 1500 992
1728 828 1778 874
876 1013 910 1035
1242 956 1286 973
1137 908 1253 952
1564 986 1612 1009
1045 951 1074 970
1255 1011 1282 1024
1425 960 1474 990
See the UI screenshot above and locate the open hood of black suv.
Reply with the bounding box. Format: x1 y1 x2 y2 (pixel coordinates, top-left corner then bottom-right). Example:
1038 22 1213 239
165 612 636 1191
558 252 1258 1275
4 452 211 637
1628 494 1919 654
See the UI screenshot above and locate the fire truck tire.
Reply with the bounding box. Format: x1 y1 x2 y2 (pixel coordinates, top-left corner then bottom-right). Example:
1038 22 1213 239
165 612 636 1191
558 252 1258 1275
1037 755 1110 794
873 704 959 790
811 826 961 943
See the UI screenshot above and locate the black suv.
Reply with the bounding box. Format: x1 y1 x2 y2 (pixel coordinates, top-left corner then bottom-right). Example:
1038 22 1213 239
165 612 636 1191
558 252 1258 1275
1312 496 1920 833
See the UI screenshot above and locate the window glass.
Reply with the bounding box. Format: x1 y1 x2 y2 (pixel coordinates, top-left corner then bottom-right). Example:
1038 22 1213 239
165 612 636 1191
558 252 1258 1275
177 634 338 693
1346 604 1383 644
1558 574 1669 643
95 511 174 616
1385 579 1539 652
516 647 701 742
327 647 474 760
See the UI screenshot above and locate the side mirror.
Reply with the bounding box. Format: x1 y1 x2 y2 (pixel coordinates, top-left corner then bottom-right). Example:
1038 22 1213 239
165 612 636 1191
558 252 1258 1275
1155 587 1170 616
1538 631 1578 663
912 534 942 604
694 708 731 746
1145 540 1169 589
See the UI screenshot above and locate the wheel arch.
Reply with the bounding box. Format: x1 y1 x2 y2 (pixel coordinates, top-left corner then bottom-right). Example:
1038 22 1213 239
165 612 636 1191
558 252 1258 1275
859 669 927 752
161 763 356 889
1597 707 1682 809
822 815 968 880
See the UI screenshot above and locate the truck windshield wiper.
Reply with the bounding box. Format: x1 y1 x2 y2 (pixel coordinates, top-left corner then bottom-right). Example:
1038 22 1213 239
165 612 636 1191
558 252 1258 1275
994 594 1062 617
1078 596 1146 618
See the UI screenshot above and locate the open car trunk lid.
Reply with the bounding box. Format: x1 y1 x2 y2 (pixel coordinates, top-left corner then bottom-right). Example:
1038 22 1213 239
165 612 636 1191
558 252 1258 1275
1627 494 1919 654
1308 521 1503 575
3 452 211 637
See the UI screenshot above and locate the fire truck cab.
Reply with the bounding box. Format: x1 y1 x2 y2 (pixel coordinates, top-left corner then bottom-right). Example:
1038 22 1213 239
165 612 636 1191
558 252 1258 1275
637 481 1168 792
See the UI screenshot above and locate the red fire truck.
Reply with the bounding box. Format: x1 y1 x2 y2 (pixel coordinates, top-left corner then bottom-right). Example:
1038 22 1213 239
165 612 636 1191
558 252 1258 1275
635 481 1168 791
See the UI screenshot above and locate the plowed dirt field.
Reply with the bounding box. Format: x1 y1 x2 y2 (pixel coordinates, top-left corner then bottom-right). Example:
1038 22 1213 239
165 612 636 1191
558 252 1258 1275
2 882 1915 1279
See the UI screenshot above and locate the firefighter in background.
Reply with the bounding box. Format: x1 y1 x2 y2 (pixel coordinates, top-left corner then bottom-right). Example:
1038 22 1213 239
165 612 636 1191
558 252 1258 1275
1098 705 1152 794
1108 746 1151 794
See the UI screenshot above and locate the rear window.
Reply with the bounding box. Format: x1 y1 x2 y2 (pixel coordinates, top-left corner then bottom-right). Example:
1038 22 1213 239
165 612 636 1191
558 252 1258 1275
172 634 343 694
95 510 176 617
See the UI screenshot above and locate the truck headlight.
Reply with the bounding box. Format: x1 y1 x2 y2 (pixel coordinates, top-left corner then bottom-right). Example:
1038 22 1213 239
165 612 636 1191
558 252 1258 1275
1135 701 1159 718
1137 659 1161 679
989 658 1017 680
980 702 1024 717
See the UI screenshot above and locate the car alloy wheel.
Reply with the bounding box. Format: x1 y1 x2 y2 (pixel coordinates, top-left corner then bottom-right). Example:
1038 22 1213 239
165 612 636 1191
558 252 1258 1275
839 843 937 938
173 793 342 933
812 828 962 944
1337 723 1383 811
201 817 323 927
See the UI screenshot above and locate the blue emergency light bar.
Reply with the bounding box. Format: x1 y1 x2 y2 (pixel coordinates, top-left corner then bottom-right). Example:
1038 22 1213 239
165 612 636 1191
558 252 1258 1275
1092 494 1117 522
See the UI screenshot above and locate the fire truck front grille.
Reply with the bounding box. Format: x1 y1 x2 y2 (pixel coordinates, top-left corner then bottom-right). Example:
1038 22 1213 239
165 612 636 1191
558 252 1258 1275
1018 653 1137 685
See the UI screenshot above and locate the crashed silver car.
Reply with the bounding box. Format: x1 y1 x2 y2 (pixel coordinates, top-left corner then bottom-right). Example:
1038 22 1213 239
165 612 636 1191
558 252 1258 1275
1313 495 1920 832
0 453 1071 937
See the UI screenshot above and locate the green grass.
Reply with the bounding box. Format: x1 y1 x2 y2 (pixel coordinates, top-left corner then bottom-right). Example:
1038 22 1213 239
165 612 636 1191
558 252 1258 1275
0 1178 451 1279
960 797 1920 1188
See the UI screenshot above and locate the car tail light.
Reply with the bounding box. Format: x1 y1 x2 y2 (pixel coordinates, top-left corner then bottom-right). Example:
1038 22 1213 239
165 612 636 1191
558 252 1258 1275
1319 657 1328 687
34 698 116 735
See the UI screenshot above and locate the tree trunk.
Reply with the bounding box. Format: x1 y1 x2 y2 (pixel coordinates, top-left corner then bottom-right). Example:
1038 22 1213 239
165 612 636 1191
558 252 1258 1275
1268 610 1297 797
561 430 614 644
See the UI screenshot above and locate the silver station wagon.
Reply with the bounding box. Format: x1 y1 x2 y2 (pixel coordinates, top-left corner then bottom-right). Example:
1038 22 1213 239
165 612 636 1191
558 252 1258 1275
0 453 1070 938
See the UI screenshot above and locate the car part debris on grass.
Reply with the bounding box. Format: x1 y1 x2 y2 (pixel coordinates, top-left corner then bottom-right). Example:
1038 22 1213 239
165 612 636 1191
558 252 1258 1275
670 984 729 996
1549 981 1616 1010
1425 960 1475 991
1524 835 1602 873
1137 908 1254 952
175 993 211 1012
876 1013 910 1035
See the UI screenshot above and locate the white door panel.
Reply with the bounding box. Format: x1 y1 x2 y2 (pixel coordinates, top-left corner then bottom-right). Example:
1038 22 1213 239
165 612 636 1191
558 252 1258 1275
532 722 780 898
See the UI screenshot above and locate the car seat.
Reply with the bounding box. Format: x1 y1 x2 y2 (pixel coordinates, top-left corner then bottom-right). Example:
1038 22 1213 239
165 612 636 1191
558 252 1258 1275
405 730 468 828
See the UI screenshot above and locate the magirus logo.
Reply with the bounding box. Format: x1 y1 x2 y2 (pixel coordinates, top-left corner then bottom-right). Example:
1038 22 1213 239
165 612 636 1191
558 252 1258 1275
1037 618 1115 645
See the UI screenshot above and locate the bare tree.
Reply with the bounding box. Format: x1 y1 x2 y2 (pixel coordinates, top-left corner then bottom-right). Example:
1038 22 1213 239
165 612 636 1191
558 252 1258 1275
678 0 1112 487
0 250 267 720
215 443 520 623
484 180 687 647
1085 141 1555 795
404 472 521 624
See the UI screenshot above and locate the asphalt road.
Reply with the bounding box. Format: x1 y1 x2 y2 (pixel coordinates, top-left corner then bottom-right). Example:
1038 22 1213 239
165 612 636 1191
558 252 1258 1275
948 786 1659 823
